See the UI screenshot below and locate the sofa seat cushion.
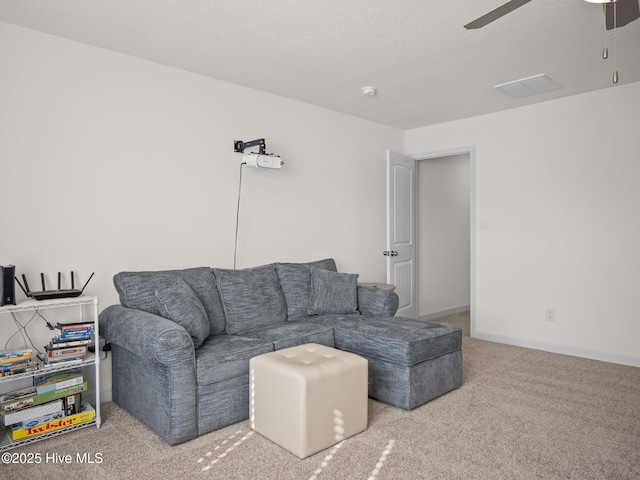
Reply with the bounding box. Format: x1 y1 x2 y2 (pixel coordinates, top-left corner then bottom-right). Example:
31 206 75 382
213 264 287 335
195 335 274 386
114 267 226 335
236 322 335 351
296 316 461 366
275 259 337 320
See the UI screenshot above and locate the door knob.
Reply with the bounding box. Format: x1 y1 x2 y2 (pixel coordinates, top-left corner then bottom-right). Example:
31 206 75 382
383 251 398 257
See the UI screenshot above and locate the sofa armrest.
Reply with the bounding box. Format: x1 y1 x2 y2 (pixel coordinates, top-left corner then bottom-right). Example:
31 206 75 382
357 286 399 317
99 304 195 366
100 304 199 445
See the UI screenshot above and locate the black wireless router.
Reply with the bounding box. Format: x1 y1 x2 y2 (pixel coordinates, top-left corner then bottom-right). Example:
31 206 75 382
15 271 94 300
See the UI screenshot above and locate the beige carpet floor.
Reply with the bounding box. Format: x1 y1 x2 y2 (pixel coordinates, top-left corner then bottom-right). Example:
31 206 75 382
430 310 471 337
3 330 639 479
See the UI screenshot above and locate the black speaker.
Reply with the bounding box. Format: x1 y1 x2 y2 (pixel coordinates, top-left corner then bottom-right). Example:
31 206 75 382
1 265 16 306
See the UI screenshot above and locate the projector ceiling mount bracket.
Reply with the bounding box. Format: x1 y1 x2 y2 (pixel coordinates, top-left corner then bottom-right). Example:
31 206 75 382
234 138 266 154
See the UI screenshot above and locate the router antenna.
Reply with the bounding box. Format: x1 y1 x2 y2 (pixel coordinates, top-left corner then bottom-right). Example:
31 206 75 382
22 274 31 293
80 272 95 293
14 277 29 297
71 271 75 289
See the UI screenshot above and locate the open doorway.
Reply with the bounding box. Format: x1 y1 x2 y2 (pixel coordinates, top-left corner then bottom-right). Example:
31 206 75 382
413 146 475 337
386 146 476 336
416 153 471 336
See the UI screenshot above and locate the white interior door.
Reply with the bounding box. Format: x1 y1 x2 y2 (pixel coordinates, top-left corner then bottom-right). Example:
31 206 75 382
386 150 417 318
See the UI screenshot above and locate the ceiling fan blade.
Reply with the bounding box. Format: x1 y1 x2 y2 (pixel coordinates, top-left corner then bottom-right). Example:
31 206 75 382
605 0 640 29
464 0 532 30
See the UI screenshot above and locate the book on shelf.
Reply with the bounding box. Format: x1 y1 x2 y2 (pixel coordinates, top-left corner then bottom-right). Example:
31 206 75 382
64 393 81 416
57 321 95 331
33 369 83 394
0 346 35 375
0 347 33 359
3 398 65 426
57 326 94 336
18 409 65 430
0 352 32 366
38 355 85 366
0 382 87 414
0 356 33 368
0 360 39 377
53 332 92 342
10 400 95 440
46 346 88 357
40 330 93 366
40 345 87 363
48 338 92 349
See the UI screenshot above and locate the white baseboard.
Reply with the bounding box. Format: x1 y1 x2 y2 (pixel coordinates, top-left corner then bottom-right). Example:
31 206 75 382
473 331 640 368
419 305 470 322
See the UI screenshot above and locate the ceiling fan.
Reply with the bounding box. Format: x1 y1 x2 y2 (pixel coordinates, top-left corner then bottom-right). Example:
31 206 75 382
464 0 640 30
597 0 640 29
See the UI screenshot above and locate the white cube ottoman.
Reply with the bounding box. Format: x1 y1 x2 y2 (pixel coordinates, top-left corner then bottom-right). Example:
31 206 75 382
249 343 368 459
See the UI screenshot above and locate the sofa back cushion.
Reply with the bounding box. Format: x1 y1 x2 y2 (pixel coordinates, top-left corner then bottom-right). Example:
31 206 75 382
213 264 287 334
307 267 359 315
274 258 337 319
113 267 226 335
154 277 210 348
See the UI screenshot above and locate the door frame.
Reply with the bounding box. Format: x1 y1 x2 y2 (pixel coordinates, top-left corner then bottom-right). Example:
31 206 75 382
410 145 477 337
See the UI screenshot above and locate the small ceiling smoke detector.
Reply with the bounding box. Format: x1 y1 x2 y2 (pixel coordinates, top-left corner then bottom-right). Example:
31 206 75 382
361 86 377 96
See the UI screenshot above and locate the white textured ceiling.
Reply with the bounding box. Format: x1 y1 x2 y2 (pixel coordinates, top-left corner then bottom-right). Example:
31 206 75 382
1 0 639 129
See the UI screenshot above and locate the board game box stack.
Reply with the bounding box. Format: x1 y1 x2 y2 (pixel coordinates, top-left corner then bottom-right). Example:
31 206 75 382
39 320 95 366
0 368 95 440
0 347 38 377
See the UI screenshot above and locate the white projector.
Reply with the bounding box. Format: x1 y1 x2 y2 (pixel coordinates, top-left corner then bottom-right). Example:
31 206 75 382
243 154 284 169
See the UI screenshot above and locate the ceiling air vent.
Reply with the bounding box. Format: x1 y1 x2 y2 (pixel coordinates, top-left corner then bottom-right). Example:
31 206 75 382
494 74 562 98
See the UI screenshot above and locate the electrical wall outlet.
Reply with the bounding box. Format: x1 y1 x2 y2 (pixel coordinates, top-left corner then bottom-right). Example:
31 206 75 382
477 217 489 229
89 337 109 359
545 308 556 322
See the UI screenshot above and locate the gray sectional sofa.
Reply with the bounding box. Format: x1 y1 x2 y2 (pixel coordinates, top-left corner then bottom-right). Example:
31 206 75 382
99 258 462 445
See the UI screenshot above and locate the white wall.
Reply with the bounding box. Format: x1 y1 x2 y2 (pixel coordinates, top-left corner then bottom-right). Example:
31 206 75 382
0 22 403 398
407 81 640 367
417 154 470 318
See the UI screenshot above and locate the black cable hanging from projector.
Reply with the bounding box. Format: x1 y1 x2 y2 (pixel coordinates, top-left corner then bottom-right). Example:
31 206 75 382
231 138 285 269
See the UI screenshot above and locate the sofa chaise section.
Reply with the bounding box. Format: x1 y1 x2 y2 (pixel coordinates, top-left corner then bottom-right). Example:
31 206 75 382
294 315 462 410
